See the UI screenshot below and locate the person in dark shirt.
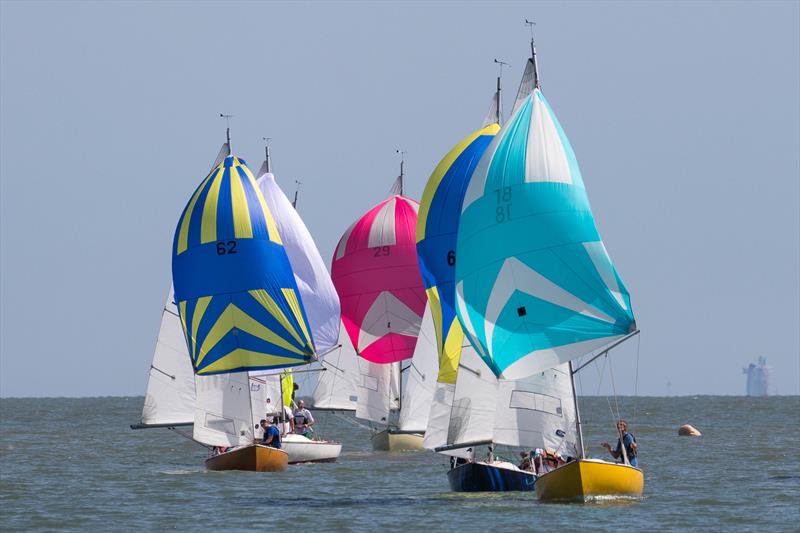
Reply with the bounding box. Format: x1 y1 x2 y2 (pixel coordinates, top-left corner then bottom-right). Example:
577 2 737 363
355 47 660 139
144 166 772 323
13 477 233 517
601 419 638 467
262 417 282 449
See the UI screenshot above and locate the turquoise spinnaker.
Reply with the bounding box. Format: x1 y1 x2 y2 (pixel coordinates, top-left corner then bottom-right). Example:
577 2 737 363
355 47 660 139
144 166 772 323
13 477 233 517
455 88 636 380
171 155 315 375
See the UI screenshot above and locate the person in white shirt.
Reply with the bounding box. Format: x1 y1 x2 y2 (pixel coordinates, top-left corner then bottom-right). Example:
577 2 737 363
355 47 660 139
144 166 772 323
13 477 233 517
292 399 315 438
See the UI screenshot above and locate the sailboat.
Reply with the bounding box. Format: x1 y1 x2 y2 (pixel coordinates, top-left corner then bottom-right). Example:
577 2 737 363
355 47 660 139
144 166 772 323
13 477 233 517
417 77 579 491
251 143 343 463
330 160 435 451
170 128 318 471
454 31 642 500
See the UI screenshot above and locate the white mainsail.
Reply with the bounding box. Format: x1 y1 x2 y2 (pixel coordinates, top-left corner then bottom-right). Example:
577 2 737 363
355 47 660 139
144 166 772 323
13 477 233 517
493 364 579 457
446 345 498 447
139 287 196 426
355 358 400 425
312 322 359 410
434 342 578 457
398 304 438 432
193 372 254 447
256 171 341 353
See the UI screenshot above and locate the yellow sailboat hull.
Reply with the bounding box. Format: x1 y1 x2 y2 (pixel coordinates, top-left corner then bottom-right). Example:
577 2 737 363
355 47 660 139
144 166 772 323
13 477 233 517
535 459 643 502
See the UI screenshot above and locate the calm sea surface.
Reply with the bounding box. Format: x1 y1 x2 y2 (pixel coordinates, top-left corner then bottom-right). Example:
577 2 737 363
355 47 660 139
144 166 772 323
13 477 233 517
1 396 798 532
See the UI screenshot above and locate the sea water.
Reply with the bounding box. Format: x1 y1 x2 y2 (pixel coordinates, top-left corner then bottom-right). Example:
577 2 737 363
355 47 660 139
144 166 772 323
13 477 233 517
1 396 798 532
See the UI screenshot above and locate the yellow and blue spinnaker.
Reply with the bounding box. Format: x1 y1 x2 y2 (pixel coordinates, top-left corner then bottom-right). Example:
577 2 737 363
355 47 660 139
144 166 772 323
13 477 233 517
416 122 500 385
172 155 315 375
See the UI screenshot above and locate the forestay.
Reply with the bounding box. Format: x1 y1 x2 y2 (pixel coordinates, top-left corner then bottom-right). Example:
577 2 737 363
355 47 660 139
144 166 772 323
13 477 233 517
456 88 636 380
398 304 438 432
172 155 316 375
255 170 341 354
139 286 196 426
312 322 360 410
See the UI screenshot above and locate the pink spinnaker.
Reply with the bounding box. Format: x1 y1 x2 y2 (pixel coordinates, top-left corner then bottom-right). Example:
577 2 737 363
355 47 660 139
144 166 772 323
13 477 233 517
331 195 427 364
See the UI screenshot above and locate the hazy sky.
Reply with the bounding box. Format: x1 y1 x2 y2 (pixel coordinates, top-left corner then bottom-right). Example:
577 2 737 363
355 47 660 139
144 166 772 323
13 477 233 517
1 1 798 398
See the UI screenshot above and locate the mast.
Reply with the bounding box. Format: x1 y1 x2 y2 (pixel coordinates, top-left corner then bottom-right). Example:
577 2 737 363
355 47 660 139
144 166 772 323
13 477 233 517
524 19 541 89
396 150 405 196
262 137 272 174
220 113 233 152
568 361 585 458
493 58 509 126
292 180 301 209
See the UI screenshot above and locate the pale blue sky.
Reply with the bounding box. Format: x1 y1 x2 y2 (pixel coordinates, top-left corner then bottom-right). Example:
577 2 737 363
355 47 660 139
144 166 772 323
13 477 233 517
1 1 798 397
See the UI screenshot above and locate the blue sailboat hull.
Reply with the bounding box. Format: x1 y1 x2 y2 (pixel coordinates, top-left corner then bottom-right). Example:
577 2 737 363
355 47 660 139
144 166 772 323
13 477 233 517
447 462 537 492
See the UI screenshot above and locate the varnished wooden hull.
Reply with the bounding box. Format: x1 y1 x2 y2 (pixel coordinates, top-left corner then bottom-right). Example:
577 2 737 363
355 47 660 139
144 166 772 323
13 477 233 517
535 459 643 502
371 429 424 451
205 444 289 472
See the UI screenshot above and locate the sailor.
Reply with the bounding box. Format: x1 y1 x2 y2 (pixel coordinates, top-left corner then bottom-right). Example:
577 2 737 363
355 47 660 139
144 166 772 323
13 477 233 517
518 451 532 471
292 400 315 438
262 417 282 449
601 419 638 467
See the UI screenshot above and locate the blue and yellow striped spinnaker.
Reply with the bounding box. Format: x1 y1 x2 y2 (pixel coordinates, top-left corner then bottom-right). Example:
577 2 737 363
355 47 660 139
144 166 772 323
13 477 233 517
172 155 316 375
416 123 500 386
455 87 636 381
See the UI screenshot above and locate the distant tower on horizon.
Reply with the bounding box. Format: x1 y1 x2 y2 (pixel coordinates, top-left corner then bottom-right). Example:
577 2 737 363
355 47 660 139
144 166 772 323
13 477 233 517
743 357 771 396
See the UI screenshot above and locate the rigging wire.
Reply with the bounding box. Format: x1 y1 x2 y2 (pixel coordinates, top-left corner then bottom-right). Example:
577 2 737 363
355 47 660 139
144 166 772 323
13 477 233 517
633 333 641 428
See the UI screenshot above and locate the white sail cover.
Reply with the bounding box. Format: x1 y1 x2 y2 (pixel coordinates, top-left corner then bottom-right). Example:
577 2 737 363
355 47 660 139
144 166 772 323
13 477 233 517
193 372 254 447
355 359 400 425
447 346 498 446
139 287 196 426
493 363 579 456
256 171 341 353
398 304 438 432
312 323 359 410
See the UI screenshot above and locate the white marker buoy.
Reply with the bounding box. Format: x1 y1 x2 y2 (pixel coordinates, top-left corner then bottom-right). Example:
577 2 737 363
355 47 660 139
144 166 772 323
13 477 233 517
679 424 702 436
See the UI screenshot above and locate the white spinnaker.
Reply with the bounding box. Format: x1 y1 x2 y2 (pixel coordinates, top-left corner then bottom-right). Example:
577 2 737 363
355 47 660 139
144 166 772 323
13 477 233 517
313 322 359 410
398 304 439 432
355 358 400 425
447 345 499 446
492 363 579 457
256 171 341 353
193 372 254 447
140 287 196 426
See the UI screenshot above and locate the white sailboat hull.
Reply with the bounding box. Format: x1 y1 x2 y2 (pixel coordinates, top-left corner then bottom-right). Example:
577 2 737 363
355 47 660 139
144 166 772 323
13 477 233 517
281 433 342 464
